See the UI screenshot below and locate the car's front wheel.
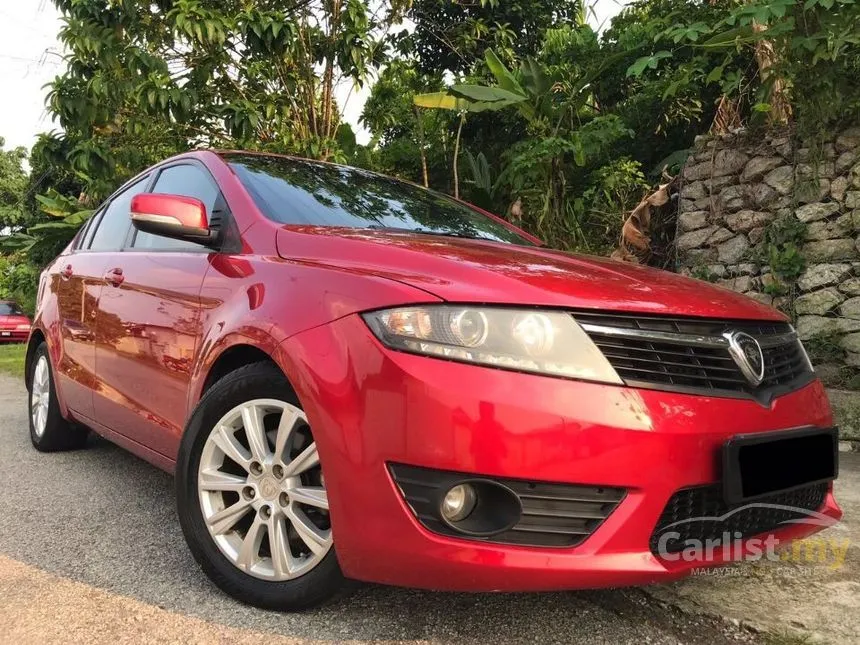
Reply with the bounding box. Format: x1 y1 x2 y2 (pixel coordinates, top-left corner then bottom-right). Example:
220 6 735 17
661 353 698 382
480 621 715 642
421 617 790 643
176 362 343 610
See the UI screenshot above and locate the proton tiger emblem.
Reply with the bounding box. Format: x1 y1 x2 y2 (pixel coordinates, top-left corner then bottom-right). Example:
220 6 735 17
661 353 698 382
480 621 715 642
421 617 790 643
724 330 765 386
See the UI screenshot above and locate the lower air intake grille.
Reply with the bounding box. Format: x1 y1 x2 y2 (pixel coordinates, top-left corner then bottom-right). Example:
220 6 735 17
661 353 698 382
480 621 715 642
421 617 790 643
650 482 829 555
390 463 625 548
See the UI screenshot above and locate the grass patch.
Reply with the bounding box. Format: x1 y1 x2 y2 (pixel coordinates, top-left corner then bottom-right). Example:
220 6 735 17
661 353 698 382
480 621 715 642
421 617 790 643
764 631 818 645
0 343 26 378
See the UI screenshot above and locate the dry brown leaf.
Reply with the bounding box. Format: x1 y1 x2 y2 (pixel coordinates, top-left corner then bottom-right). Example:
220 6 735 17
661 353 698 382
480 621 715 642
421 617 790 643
612 176 678 264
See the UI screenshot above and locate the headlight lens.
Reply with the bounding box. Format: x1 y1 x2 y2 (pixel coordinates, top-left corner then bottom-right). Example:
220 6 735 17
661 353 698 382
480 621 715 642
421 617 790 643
363 305 622 383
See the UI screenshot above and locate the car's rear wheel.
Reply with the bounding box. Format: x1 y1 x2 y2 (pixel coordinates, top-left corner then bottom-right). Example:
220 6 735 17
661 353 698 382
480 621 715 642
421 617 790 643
176 362 343 610
28 342 88 452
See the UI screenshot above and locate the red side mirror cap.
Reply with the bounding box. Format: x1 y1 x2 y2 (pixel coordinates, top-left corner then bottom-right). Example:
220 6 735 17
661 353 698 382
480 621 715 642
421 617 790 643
130 193 215 245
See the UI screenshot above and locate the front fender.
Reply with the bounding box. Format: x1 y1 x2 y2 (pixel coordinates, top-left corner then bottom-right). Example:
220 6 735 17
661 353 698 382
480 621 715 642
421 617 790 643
187 252 441 411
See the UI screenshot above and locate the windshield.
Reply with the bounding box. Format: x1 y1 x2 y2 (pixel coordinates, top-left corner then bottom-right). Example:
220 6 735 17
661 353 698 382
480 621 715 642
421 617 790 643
0 302 23 316
226 154 532 245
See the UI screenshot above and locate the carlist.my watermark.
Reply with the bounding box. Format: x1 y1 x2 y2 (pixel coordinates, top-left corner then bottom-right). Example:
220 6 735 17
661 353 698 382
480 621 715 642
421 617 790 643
654 502 849 570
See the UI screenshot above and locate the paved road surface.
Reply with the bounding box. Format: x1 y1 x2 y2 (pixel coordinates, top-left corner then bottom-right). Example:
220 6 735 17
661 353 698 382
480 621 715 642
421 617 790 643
0 372 761 644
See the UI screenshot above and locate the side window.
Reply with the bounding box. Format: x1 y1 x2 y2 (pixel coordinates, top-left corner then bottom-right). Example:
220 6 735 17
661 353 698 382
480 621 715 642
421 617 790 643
75 208 102 250
71 218 90 250
89 177 149 252
83 209 104 249
132 164 220 251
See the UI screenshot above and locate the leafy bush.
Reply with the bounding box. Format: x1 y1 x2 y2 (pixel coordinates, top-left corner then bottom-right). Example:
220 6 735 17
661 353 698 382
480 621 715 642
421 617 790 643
758 215 807 295
0 255 39 317
581 159 650 253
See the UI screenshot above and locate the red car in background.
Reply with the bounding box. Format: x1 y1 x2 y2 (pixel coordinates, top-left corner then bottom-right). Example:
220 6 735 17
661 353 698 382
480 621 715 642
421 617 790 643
0 300 30 342
24 150 840 611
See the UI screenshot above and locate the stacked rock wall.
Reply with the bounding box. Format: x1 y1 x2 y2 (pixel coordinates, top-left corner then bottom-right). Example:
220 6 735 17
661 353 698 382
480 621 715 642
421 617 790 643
676 126 860 371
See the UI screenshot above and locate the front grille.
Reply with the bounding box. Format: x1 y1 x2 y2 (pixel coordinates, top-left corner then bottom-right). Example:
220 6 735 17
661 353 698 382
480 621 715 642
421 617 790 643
574 311 813 403
389 463 625 548
650 482 828 555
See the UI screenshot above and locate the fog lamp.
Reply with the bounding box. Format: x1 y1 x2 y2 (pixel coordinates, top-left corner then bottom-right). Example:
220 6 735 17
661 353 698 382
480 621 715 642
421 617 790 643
440 483 477 522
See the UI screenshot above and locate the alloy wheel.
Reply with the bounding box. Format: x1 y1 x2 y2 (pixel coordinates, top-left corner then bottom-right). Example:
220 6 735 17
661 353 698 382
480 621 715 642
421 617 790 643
30 355 50 438
197 399 332 581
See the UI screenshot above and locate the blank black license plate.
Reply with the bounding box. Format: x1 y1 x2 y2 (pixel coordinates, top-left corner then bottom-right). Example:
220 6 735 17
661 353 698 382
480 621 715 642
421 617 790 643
722 427 838 505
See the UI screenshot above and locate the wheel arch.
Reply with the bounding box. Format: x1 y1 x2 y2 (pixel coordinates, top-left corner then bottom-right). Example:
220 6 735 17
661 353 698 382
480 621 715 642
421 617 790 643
23 326 73 420
24 328 48 391
200 343 279 395
190 332 304 416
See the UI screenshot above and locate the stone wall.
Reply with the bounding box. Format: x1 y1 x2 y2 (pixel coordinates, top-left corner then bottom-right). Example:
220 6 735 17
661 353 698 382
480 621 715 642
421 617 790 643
676 126 860 374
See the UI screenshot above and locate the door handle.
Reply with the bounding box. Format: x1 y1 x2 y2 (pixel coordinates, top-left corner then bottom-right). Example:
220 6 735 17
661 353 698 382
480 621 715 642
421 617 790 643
60 264 73 280
103 268 124 287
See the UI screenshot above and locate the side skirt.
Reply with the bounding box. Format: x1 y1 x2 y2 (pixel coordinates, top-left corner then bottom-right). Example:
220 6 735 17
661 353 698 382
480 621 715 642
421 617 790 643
71 410 176 474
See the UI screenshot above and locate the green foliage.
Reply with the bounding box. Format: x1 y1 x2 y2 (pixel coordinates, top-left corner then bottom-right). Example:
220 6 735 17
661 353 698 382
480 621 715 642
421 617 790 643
415 39 637 249
2 0 858 288
759 215 808 294
47 0 411 200
407 0 586 75
0 344 26 378
581 159 650 253
623 0 860 137
361 59 450 187
462 150 500 210
0 190 93 265
0 255 39 318
0 138 28 230
690 265 720 283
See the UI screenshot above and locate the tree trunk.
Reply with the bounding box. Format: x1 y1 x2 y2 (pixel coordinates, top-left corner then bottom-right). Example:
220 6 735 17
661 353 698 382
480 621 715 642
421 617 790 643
707 3 791 131
453 113 465 199
752 20 792 124
297 19 318 139
321 0 342 154
414 106 429 188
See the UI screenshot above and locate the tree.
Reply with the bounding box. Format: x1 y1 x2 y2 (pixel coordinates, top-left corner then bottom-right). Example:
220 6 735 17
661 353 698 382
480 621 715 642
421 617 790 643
47 0 411 199
413 82 524 199
408 0 585 76
0 138 28 231
622 0 860 139
361 60 447 187
416 38 634 247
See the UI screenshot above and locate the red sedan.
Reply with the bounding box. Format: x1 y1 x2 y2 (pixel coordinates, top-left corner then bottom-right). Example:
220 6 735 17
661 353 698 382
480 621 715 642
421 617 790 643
0 300 31 342
25 151 840 610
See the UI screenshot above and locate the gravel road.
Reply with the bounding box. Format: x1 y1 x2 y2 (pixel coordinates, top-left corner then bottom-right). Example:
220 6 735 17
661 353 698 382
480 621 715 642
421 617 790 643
0 371 764 644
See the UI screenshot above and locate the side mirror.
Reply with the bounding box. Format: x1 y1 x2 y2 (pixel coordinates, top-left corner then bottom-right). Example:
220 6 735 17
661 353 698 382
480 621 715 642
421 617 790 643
130 193 217 245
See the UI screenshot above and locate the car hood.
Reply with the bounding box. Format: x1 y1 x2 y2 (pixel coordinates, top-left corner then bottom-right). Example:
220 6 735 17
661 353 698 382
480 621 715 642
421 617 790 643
276 226 784 321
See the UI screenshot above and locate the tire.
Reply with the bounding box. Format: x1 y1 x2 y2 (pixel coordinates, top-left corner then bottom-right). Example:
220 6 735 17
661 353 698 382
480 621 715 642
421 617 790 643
28 342 88 452
176 361 344 610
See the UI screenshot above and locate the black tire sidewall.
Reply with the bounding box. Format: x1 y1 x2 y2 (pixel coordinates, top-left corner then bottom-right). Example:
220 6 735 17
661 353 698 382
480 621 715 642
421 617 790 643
175 362 343 611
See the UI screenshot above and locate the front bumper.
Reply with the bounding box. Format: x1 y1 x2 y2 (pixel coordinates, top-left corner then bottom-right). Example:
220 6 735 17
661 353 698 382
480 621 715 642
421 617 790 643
277 314 842 591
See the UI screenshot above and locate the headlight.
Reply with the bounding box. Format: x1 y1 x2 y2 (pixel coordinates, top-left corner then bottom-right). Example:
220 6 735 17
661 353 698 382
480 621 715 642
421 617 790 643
362 305 622 383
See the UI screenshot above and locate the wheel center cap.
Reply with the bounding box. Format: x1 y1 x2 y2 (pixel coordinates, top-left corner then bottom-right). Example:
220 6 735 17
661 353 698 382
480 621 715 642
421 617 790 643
259 477 280 500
